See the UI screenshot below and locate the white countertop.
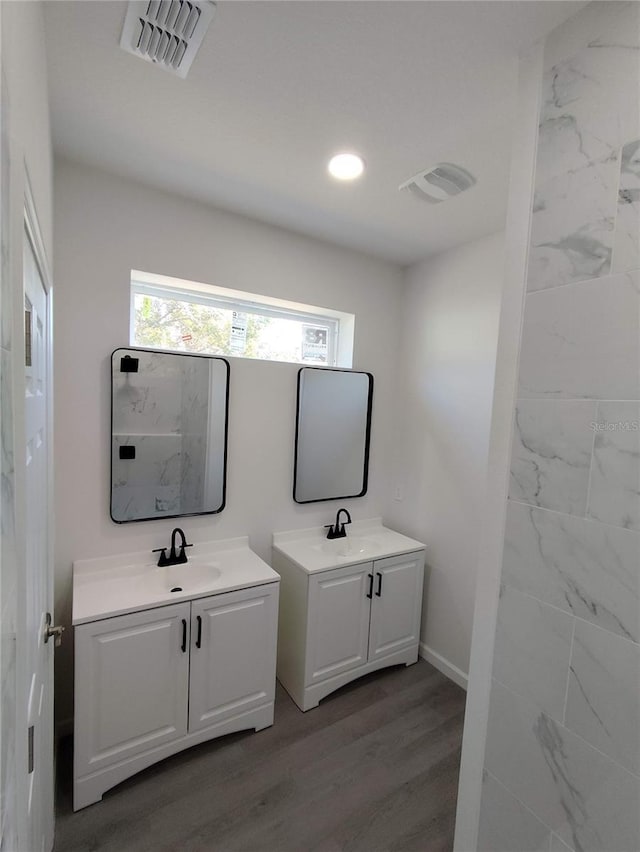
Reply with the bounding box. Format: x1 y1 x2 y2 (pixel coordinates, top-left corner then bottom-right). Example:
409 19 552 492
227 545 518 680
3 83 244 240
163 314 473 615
272 518 425 574
73 537 279 625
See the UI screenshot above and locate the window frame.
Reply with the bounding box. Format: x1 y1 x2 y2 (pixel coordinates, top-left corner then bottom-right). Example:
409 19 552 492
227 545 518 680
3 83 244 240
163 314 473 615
130 274 351 368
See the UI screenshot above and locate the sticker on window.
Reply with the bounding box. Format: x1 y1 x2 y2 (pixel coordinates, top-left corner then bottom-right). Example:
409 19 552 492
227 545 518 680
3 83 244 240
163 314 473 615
302 325 328 363
230 311 247 353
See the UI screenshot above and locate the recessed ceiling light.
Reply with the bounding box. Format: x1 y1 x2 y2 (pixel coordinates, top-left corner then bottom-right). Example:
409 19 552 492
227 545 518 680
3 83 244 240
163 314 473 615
328 153 365 181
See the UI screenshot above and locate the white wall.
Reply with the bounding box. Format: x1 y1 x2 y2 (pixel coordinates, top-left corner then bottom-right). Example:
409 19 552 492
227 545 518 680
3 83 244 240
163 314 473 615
53 158 403 726
1 2 53 253
387 232 504 683
0 1 53 847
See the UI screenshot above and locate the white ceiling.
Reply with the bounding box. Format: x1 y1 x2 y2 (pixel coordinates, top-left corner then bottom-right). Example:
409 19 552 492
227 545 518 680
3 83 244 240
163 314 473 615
44 1 584 266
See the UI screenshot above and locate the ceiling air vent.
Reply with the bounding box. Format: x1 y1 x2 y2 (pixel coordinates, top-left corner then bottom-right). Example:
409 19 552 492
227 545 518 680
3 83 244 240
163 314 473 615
399 163 476 204
120 0 216 79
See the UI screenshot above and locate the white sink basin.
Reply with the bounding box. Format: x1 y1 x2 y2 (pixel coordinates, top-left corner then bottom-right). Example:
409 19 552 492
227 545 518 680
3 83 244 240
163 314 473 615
312 536 379 557
156 561 222 594
73 538 280 625
272 520 426 574
92 559 223 601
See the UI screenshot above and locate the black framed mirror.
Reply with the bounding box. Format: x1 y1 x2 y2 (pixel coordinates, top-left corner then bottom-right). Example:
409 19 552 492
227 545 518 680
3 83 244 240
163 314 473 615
111 347 230 523
293 367 373 504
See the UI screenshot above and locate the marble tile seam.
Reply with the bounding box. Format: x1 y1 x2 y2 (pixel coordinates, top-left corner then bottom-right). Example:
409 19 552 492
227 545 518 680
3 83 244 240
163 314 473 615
513 399 640 404
569 612 640 649
505 497 639 533
483 766 556 839
564 618 640 775
507 491 640 536
509 398 597 516
525 265 640 296
549 831 574 852
494 583 576 721
489 676 640 782
496 577 639 651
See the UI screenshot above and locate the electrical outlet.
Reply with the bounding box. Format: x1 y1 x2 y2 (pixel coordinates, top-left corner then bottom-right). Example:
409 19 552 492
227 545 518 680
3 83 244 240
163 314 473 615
393 486 403 502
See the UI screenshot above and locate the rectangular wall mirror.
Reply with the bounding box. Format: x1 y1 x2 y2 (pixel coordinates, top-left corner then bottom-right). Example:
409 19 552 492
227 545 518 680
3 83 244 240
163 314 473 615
293 367 373 504
111 347 229 523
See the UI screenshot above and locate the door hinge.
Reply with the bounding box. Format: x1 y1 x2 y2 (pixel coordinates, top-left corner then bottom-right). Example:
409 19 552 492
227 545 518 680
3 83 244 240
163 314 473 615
28 725 34 774
44 612 64 647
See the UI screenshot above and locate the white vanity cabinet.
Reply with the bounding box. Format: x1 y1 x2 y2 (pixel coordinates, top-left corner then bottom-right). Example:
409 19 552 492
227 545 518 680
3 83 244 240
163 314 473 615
273 522 425 712
188 586 278 732
307 563 372 685
367 552 424 660
74 602 191 786
73 540 279 811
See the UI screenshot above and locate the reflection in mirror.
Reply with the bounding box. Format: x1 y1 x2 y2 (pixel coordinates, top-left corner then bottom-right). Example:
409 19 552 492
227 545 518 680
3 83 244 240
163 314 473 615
294 367 373 504
111 348 229 523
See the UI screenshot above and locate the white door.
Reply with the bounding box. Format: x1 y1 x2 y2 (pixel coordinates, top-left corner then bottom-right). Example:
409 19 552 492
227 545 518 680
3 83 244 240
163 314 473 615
189 585 279 733
306 563 372 685
368 552 424 661
74 603 190 781
23 227 54 852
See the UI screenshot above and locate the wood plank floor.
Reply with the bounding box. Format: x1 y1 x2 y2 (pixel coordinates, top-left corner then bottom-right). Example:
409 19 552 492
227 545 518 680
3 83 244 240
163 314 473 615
54 661 466 852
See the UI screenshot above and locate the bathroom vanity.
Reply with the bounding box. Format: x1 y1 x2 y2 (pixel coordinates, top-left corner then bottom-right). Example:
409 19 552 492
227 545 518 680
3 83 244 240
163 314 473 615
72 538 279 810
272 519 425 711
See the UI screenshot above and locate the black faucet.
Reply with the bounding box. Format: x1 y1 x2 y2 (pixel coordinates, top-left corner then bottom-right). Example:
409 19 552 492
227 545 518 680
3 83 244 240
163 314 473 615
152 527 193 567
325 508 352 540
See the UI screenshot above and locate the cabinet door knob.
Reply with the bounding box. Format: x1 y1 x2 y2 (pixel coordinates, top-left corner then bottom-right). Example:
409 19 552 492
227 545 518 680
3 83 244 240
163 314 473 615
375 572 382 597
195 615 202 649
181 619 187 653
366 574 374 599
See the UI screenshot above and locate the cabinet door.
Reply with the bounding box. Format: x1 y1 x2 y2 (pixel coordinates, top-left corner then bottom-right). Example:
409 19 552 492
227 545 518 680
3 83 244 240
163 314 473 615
74 603 190 776
368 551 424 661
306 563 372 685
188 584 279 733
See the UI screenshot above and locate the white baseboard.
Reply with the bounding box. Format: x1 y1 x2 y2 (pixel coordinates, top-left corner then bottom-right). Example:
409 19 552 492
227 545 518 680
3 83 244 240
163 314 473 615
419 642 468 690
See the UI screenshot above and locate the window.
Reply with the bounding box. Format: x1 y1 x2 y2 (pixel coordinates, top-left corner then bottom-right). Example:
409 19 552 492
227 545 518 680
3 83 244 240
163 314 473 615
130 271 354 368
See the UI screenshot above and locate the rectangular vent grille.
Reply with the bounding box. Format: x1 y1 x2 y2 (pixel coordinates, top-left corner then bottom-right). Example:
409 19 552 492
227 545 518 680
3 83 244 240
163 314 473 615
120 0 216 79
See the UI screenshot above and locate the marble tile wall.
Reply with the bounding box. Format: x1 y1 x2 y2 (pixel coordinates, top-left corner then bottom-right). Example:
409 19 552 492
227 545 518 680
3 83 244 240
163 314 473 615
477 770 550 852
480 4 640 850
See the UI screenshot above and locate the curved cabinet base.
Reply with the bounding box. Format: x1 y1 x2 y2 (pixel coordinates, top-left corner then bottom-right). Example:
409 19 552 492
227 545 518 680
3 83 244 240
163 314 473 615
282 645 419 712
73 583 279 812
274 547 424 713
74 702 274 811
